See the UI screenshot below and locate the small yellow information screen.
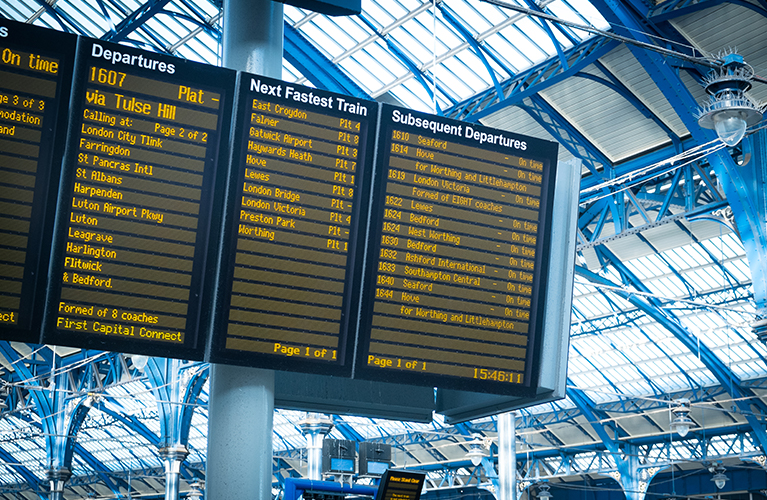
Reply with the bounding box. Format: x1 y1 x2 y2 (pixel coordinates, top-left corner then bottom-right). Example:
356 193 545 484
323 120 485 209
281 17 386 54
43 38 234 360
0 20 75 341
210 75 377 375
374 470 425 500
357 105 558 395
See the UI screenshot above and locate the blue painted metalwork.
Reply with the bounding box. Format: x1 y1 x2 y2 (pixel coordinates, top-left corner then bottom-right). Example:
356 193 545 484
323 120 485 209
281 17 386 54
0 345 130 498
575 264 767 450
71 443 125 494
332 416 365 442
104 0 173 42
28 0 76 33
283 23 371 99
273 457 302 488
179 365 209 445
443 36 618 122
94 0 116 36
97 405 161 447
743 129 767 325
437 4 504 100
650 0 767 23
594 0 767 348
356 13 448 112
517 95 610 175
145 358 193 449
283 478 377 500
520 0 569 69
0 446 44 498
577 66 681 146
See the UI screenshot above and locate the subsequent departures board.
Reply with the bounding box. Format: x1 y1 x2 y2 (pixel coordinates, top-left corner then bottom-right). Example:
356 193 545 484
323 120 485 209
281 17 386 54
356 105 559 395
0 20 76 342
42 37 235 360
209 74 377 375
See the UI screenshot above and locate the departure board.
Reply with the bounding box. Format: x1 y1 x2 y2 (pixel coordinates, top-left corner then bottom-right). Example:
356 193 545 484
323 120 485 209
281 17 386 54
356 105 558 395
0 20 76 342
42 38 234 359
209 74 377 375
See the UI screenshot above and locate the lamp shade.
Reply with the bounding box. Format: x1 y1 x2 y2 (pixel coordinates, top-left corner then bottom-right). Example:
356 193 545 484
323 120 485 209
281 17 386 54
713 114 747 147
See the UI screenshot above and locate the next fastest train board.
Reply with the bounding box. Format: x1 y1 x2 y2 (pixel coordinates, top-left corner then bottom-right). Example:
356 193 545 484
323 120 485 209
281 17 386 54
209 75 376 375
42 38 234 360
356 105 558 395
0 20 75 342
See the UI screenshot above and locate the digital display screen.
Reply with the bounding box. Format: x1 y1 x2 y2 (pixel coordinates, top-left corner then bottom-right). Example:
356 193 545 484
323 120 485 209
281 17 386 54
209 74 376 374
0 19 76 341
374 470 425 500
357 105 558 395
43 38 234 359
330 458 355 472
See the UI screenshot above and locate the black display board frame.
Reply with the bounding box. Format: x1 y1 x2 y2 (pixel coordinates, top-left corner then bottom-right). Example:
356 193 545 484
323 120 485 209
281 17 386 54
42 36 235 360
355 104 559 396
0 19 76 343
208 73 377 376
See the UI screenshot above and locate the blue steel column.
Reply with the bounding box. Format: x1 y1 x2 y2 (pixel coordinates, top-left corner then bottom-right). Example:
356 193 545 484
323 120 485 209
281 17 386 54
145 358 207 500
147 358 186 500
45 369 95 500
206 0 281 498
749 129 767 335
589 0 767 346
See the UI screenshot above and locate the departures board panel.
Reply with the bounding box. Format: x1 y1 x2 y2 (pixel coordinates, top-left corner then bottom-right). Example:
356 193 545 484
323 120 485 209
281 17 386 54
0 20 76 342
209 74 377 375
42 37 235 360
357 105 559 395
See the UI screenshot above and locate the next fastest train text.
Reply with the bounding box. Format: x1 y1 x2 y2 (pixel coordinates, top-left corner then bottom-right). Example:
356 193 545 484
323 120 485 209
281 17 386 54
250 79 367 115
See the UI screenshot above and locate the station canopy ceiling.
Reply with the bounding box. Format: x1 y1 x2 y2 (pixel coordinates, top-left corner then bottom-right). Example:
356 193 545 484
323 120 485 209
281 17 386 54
0 0 766 497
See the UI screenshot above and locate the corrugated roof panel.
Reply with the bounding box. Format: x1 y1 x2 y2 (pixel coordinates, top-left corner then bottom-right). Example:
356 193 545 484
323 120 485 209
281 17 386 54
541 73 666 163
674 2 767 104
599 45 689 139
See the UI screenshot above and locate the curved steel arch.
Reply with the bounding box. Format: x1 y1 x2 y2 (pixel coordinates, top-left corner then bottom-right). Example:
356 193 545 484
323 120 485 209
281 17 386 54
575 264 767 451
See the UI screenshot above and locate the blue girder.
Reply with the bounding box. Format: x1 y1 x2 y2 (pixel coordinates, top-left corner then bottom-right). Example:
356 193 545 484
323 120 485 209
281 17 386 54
29 0 77 33
437 4 504 100
575 264 767 451
443 36 619 122
104 0 173 43
283 23 371 99
649 0 767 23
353 13 448 110
144 358 204 477
592 0 767 342
0 344 129 498
0 445 44 498
517 95 610 175
332 416 365 442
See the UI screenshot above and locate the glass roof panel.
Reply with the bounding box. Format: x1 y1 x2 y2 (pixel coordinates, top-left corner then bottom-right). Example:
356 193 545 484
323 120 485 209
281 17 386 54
482 32 530 72
448 49 493 86
0 0 760 490
444 0 493 35
508 18 552 60
363 1 402 29
301 21 347 59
